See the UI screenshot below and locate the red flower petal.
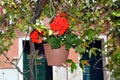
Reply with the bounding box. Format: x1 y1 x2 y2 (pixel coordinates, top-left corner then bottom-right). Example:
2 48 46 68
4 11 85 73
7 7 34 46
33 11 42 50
50 16 69 35
30 29 43 44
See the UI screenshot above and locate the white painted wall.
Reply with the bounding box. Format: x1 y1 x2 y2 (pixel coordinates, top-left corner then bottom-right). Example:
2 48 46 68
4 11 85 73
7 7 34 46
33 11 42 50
53 64 83 80
99 35 112 80
0 68 18 80
18 37 30 80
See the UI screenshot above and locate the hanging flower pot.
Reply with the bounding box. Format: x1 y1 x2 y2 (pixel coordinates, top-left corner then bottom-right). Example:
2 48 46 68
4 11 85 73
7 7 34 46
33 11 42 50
29 12 80 67
43 43 69 66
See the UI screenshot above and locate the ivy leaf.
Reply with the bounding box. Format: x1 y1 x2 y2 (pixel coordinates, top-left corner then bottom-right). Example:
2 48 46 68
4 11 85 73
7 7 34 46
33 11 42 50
75 46 86 53
71 62 77 73
39 25 48 29
11 2 17 8
79 60 85 71
67 59 77 73
116 20 120 26
83 60 90 67
89 47 97 58
112 11 120 17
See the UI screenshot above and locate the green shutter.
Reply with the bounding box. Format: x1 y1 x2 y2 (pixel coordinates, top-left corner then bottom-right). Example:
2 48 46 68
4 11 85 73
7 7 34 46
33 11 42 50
23 41 53 80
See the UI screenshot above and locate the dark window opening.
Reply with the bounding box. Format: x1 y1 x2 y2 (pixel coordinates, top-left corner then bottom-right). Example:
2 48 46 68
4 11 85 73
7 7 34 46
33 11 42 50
23 41 46 59
82 40 104 80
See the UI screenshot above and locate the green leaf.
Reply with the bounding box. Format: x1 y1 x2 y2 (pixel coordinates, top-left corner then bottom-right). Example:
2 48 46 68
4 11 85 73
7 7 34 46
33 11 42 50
75 46 85 53
71 62 77 73
79 60 85 71
89 49 92 58
65 44 72 50
116 20 120 26
39 25 48 29
112 11 120 17
89 47 97 58
65 33 81 47
67 59 77 73
47 36 61 49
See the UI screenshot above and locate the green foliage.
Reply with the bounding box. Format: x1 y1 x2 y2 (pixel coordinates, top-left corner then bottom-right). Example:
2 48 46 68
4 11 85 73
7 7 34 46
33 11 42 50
75 41 88 53
47 32 81 50
47 35 61 49
64 33 81 50
106 48 120 79
0 0 33 54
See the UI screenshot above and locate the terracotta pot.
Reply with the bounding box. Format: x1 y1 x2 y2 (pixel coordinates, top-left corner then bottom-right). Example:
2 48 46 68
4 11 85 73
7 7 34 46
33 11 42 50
43 43 69 66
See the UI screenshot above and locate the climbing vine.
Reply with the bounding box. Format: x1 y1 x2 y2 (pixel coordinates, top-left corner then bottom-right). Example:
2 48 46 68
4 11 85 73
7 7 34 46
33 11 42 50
0 0 120 79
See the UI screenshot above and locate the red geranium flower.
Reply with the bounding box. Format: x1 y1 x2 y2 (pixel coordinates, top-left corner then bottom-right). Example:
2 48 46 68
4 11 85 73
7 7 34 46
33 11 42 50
50 13 69 35
30 29 44 44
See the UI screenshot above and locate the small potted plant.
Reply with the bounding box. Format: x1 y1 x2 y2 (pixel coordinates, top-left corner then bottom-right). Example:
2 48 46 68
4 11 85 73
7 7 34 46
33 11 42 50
30 11 81 66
